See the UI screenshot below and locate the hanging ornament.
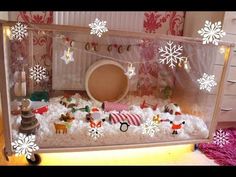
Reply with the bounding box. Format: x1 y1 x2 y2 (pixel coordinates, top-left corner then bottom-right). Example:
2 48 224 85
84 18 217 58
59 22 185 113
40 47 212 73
125 63 136 79
183 58 191 73
118 45 124 53
219 45 226 54
178 57 191 73
127 45 132 51
92 43 100 52
61 47 74 64
107 44 113 52
70 40 75 47
85 42 91 50
63 37 70 46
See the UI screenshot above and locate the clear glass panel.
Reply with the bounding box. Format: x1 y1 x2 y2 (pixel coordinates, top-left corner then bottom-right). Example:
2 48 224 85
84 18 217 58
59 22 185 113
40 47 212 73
5 24 230 149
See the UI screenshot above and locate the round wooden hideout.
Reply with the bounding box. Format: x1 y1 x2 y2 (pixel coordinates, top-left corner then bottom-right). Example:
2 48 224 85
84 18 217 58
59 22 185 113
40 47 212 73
85 59 129 103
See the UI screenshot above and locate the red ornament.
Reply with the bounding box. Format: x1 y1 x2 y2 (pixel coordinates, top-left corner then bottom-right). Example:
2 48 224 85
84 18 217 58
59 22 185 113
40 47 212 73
140 100 158 110
32 105 48 114
91 107 100 112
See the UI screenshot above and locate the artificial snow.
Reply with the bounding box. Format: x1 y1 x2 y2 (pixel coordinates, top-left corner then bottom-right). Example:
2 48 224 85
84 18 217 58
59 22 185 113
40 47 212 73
11 95 209 148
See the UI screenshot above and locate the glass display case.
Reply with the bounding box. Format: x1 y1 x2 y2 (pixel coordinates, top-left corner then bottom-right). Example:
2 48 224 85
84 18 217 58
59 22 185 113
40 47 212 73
0 20 234 162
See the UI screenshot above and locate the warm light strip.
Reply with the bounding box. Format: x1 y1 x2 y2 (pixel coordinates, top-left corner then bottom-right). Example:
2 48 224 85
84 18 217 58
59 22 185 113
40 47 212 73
39 144 194 165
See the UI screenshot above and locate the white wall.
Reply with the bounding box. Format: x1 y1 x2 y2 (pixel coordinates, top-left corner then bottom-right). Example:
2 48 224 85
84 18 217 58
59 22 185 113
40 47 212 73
183 11 225 38
0 11 8 20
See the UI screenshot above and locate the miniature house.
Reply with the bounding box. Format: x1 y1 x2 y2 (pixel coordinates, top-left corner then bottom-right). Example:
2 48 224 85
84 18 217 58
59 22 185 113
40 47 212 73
0 19 234 163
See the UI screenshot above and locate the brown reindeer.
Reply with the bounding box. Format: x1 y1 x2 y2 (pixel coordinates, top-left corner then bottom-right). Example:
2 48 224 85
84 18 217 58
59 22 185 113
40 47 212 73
54 123 67 134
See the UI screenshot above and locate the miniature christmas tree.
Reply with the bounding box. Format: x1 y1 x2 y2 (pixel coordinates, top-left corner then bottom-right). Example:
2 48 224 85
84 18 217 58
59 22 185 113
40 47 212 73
19 99 40 135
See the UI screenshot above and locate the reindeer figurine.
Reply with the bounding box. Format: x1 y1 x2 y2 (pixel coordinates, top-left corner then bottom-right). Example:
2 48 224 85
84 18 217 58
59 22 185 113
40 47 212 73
54 123 67 134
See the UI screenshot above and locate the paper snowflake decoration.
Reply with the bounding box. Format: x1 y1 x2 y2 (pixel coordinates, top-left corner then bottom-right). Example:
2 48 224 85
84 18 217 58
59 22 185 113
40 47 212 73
61 47 74 64
198 21 226 45
158 41 184 68
213 129 230 148
197 73 217 92
11 22 28 41
89 18 108 37
29 64 47 83
125 63 136 79
88 126 104 140
11 133 39 159
141 120 160 137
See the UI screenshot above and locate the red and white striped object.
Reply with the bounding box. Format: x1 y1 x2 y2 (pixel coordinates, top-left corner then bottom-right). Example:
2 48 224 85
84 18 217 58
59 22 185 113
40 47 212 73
109 113 142 126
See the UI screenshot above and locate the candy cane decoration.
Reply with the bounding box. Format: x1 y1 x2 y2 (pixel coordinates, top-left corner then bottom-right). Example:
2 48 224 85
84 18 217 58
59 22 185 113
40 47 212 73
109 113 142 126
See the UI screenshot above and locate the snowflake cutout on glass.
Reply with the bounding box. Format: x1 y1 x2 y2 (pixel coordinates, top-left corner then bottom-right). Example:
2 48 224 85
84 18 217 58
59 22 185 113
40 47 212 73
198 21 226 46
11 133 39 159
158 41 184 69
89 18 108 37
213 129 230 148
61 47 74 64
197 73 217 92
11 22 28 41
125 63 136 79
29 64 47 83
88 126 104 140
141 120 160 137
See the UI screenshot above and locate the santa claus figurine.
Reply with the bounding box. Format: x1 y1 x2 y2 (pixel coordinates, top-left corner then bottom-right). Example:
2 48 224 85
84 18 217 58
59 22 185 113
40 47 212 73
170 121 185 135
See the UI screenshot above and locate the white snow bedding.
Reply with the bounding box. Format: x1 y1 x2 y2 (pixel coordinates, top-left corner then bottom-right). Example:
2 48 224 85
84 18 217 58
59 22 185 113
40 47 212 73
11 95 209 148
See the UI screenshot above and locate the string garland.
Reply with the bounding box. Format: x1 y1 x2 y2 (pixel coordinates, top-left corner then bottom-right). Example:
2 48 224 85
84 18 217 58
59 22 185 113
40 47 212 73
7 22 193 79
